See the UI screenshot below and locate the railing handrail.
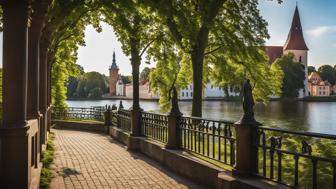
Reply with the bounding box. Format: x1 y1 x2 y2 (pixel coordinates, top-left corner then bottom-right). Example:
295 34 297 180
141 111 168 116
53 106 104 109
259 126 336 140
182 115 235 125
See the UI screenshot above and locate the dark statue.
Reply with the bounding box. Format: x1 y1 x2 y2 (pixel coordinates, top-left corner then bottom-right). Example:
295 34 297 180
239 79 258 124
119 100 124 110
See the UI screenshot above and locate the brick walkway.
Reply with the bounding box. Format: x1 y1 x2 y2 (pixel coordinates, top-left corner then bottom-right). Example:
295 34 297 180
50 129 204 189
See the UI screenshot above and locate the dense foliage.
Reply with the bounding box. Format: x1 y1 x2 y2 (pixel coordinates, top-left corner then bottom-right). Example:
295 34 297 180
318 65 336 85
273 53 305 98
143 0 282 116
42 0 102 109
67 71 108 99
140 67 151 82
308 66 316 75
101 0 159 110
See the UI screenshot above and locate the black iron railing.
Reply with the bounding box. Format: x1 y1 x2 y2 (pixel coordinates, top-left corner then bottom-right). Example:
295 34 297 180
180 116 236 166
51 106 104 121
52 105 336 188
116 109 131 132
141 111 168 144
257 126 336 189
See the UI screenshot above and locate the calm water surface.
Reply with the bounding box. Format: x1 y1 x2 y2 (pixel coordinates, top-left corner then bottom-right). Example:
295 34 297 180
66 100 336 135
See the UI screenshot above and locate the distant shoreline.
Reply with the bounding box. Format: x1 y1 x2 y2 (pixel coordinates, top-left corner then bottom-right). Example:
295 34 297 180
67 96 336 102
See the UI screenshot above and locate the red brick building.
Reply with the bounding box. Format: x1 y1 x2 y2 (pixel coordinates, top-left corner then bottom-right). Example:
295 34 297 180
109 51 119 96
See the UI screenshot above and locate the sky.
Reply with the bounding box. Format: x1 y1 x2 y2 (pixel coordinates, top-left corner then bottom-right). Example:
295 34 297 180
0 0 335 76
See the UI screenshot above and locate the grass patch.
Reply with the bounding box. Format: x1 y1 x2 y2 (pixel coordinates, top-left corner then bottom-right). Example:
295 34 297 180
40 132 55 189
53 118 103 123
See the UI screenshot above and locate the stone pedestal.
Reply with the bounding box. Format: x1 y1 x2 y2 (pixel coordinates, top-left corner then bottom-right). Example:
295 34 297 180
233 121 261 176
165 114 181 149
0 120 39 189
130 108 142 137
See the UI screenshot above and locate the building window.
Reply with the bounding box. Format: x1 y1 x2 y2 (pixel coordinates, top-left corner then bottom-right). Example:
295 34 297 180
211 85 213 89
191 92 192 97
299 56 302 62
182 92 184 97
186 92 188 97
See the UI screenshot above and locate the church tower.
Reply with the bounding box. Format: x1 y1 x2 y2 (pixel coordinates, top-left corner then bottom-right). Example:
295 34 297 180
283 5 309 98
109 51 119 96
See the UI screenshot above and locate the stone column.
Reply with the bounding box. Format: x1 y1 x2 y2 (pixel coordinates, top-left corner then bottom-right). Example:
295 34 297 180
27 0 49 160
233 79 261 176
130 108 142 136
233 122 260 175
39 41 48 145
166 87 182 149
0 0 32 188
47 61 52 131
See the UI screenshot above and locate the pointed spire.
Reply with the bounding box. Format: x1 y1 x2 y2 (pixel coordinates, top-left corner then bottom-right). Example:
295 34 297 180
113 51 116 64
283 5 309 51
110 50 119 70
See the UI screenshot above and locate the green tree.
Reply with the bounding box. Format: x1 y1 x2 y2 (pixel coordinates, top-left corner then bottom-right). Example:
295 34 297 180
318 65 336 85
66 76 78 99
308 66 316 75
143 0 273 117
102 0 159 110
74 72 108 98
88 87 104 99
41 1 102 108
121 75 132 84
273 53 305 98
140 67 151 82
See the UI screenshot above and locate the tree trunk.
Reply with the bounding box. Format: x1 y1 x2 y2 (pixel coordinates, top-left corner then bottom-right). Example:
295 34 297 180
191 50 203 117
190 27 209 117
130 39 141 110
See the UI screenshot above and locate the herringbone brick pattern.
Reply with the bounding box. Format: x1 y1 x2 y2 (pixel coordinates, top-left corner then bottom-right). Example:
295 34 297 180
50 129 204 189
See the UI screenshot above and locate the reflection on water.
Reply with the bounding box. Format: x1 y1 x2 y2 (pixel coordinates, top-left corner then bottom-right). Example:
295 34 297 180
67 99 336 135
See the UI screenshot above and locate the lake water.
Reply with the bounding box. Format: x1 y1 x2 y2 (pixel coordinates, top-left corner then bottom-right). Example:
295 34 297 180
66 99 336 135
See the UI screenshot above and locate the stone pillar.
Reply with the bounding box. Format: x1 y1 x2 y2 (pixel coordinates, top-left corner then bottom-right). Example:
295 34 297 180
233 79 261 176
0 0 32 188
104 105 112 126
47 61 52 131
127 108 142 150
27 0 48 160
233 122 260 176
166 87 182 149
130 108 142 136
39 42 48 145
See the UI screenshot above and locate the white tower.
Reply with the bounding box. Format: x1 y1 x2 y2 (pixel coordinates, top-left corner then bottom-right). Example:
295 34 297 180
283 5 309 98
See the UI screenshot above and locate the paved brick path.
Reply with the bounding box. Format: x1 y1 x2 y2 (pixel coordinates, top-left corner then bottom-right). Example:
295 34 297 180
50 129 204 189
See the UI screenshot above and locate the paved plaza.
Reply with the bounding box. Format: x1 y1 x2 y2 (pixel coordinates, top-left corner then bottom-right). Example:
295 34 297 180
50 129 204 189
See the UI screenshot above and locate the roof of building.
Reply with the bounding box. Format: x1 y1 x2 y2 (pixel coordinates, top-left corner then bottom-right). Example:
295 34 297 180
110 51 119 70
264 46 283 64
283 6 309 51
308 71 322 82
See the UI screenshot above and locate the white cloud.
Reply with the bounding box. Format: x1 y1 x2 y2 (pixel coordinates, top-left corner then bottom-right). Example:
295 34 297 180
307 26 336 37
